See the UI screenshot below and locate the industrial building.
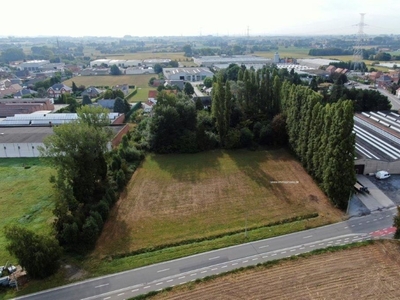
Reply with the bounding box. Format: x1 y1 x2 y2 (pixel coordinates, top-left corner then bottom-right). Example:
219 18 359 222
163 67 213 82
193 55 271 67
0 112 127 158
354 111 400 175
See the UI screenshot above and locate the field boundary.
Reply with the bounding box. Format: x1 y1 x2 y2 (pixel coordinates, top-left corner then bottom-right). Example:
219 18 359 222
108 213 319 260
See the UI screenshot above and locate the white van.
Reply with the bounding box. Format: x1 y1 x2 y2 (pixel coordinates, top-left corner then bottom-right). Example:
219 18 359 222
375 170 390 180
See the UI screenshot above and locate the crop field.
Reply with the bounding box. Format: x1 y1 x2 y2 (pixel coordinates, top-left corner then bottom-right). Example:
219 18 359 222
152 240 400 300
62 74 155 89
0 158 55 262
255 47 310 59
94 149 342 258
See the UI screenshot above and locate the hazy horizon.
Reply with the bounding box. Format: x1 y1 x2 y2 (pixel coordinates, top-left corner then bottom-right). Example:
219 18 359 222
1 0 400 38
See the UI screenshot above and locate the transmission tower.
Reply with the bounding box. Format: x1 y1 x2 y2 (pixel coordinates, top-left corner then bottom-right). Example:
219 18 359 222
352 13 366 71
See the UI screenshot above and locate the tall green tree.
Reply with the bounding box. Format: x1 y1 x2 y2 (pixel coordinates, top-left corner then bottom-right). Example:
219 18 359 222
40 106 112 249
4 225 62 279
394 206 400 239
184 82 195 96
110 64 122 75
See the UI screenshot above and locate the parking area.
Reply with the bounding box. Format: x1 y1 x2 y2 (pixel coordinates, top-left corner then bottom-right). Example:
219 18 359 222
366 174 400 205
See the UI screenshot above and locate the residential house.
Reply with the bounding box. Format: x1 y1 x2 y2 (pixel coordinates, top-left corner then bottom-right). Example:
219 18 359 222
0 84 23 98
326 65 336 74
13 88 38 98
376 75 392 88
142 100 156 113
112 84 129 96
164 80 184 90
47 83 72 97
369 71 383 82
81 86 104 98
148 90 157 102
96 99 116 111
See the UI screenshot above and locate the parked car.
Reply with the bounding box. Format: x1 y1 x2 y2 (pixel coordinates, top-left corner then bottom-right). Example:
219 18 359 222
375 170 390 180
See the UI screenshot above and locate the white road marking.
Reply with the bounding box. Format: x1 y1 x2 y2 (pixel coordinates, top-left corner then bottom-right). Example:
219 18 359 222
359 223 362 225
351 225 355 227
344 226 348 229
167 279 173 283
262 255 268 258
209 256 220 260
303 235 312 239
180 282 187 285
232 263 238 266
221 265 227 268
157 268 169 273
144 286 150 289
157 288 162 291
281 251 286 254
271 253 277 256
243 260 248 263
201 270 207 273
290 249 296 252
117 293 124 296
211 268 218 271
104 297 111 300
310 245 315 247
300 247 305 249
95 283 109 288
386 215 391 218
366 221 370 223
190 273 197 276
156 282 163 286
252 258 258 261
178 276 185 279
132 289 138 292
319 243 324 246
373 219 377 221
259 245 269 249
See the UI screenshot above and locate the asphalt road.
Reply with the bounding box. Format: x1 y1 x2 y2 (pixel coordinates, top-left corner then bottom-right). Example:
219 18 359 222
14 207 397 300
352 83 400 110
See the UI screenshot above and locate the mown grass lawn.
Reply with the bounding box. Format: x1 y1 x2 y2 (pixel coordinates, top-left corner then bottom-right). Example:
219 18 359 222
0 158 55 263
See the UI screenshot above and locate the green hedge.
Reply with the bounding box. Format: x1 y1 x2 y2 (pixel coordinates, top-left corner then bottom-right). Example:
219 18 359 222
125 89 138 101
109 213 319 260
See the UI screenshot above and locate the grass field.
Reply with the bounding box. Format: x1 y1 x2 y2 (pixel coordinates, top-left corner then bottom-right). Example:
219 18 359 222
93 149 342 259
62 74 155 89
255 47 310 59
0 158 55 263
151 240 400 299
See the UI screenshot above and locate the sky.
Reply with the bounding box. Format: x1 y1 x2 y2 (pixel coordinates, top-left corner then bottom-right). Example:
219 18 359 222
1 0 400 37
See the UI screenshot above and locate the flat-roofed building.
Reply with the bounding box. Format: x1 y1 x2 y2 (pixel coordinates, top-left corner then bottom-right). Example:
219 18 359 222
193 55 271 67
354 111 400 175
163 67 213 82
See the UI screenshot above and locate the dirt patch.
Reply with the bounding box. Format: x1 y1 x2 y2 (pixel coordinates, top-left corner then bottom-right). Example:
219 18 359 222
63 264 87 281
152 240 400 299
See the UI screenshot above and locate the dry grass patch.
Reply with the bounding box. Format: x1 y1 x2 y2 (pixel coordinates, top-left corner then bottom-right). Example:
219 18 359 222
94 149 342 258
151 240 400 300
63 74 154 88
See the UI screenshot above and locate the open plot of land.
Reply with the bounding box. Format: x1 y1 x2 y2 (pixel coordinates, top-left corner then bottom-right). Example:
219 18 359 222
152 240 400 300
0 158 55 262
62 74 154 89
94 149 342 258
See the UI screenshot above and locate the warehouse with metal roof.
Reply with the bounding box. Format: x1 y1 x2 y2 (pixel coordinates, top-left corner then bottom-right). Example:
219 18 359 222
354 111 400 175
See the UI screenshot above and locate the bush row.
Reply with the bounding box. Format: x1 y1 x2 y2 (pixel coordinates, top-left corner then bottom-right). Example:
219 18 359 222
109 213 319 260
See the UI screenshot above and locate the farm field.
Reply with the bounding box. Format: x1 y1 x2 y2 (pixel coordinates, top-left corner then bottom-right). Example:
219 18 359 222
0 158 55 263
151 240 400 300
62 74 154 89
94 149 343 259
